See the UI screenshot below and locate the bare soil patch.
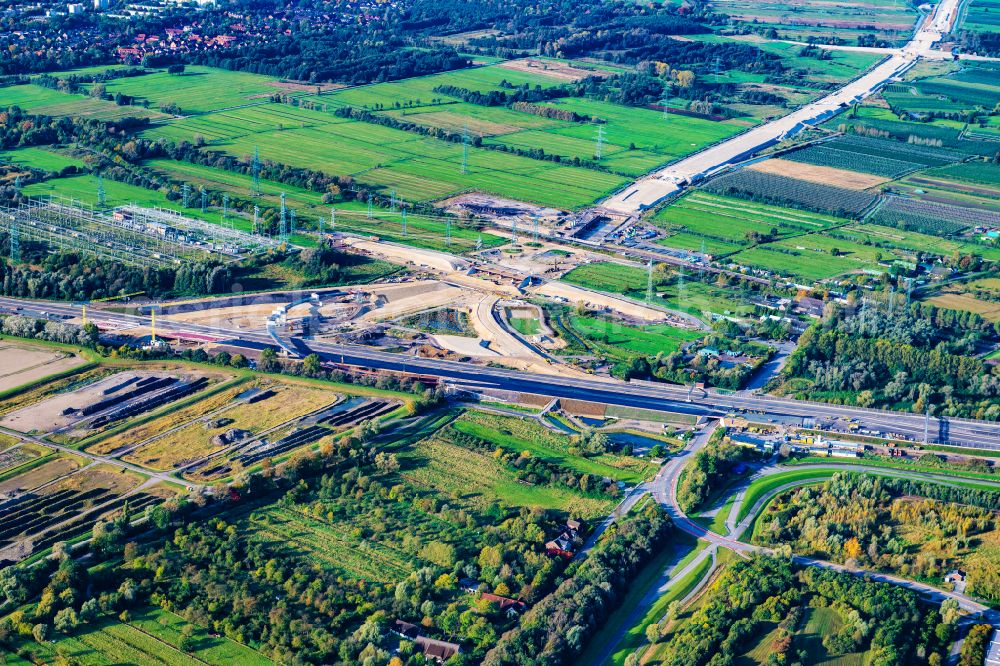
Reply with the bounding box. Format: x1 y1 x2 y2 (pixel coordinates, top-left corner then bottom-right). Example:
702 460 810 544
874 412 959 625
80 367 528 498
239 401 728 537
0 456 81 495
748 158 889 190
0 342 85 393
496 58 612 82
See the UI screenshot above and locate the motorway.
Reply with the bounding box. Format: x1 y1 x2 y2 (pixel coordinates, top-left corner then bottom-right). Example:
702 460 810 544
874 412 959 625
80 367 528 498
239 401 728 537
601 0 964 213
3 295 1000 450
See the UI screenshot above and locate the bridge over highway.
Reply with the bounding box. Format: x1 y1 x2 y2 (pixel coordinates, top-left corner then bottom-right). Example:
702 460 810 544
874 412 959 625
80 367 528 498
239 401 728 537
4 295 999 451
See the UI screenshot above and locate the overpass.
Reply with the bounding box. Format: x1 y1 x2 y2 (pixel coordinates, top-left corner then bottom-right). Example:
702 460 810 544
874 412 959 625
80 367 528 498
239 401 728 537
5 295 999 451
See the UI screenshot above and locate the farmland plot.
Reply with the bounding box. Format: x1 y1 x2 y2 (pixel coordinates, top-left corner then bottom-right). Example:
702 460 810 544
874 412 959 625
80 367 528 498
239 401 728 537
782 142 922 178
868 196 1000 236
97 66 281 114
0 84 166 120
703 169 879 217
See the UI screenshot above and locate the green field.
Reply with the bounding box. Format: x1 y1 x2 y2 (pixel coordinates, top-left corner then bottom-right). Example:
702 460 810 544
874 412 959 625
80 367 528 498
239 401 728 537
960 0 1000 36
559 261 753 318
730 231 882 282
126 63 753 208
568 315 703 357
0 146 85 172
652 192 845 256
0 84 166 120
96 66 281 114
145 158 506 252
142 99 627 209
400 425 616 519
11 607 274 666
451 410 656 484
509 315 541 335
709 0 918 44
487 97 744 177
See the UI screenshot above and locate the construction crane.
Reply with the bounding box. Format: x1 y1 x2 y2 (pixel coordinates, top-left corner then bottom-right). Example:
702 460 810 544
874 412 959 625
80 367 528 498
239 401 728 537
77 291 145 327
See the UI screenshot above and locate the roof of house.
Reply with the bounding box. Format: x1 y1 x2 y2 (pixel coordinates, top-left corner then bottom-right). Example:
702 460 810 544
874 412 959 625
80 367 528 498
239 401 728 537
393 619 420 638
416 636 461 661
480 593 526 611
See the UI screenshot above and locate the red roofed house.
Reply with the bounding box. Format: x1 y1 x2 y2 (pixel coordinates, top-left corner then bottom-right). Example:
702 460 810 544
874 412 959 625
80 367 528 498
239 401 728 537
415 636 461 663
480 593 527 618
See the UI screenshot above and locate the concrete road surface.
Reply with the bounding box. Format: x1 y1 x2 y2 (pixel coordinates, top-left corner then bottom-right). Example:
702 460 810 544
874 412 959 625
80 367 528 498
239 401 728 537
601 0 964 213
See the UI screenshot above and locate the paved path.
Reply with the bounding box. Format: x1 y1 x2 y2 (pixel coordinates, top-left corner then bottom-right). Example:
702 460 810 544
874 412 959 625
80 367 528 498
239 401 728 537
590 423 1000 664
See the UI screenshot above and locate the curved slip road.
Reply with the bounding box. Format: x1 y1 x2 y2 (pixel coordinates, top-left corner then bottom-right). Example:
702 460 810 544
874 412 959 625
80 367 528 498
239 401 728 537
3 295 1000 450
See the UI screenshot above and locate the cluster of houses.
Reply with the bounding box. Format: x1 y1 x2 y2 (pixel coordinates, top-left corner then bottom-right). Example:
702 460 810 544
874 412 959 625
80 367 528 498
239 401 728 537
116 24 262 62
390 587 532 662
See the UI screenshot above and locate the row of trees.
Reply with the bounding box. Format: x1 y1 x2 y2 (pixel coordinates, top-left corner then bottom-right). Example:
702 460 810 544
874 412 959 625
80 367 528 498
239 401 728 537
484 502 673 664
676 433 743 511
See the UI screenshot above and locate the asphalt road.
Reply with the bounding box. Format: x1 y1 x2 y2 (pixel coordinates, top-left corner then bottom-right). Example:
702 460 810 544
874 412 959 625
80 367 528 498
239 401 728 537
4 295 999 450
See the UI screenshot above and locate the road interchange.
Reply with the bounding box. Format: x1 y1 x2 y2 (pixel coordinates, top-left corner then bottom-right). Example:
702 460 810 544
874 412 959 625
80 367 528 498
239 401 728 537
3 294 1000 450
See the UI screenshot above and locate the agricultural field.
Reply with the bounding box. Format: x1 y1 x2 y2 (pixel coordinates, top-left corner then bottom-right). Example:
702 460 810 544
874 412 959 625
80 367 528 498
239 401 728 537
486 97 744 177
0 84 166 121
709 0 919 44
0 147 86 173
781 140 924 178
746 157 889 190
927 278 1000 322
144 158 506 253
837 223 1000 263
702 169 879 217
829 107 994 155
652 191 846 256
960 0 1000 33
730 231 882 282
95 66 283 114
142 98 627 210
133 63 749 208
565 315 704 359
868 195 1000 237
6 607 275 666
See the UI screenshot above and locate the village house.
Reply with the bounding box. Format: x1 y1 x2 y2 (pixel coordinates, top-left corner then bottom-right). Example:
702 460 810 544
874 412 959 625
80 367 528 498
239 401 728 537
479 593 527 618
545 518 583 557
416 636 462 663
